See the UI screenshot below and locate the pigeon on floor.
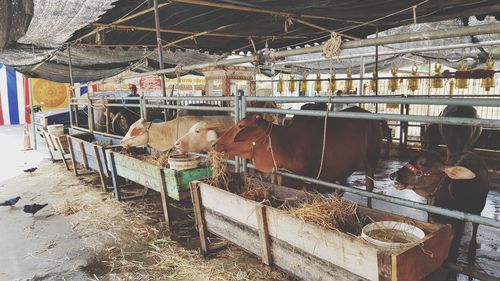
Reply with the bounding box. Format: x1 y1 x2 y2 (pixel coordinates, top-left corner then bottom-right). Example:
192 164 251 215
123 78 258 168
23 203 48 216
23 167 37 174
0 196 21 207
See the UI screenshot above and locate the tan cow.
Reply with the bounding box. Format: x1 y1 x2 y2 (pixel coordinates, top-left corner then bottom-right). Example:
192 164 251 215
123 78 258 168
120 116 233 152
174 119 235 153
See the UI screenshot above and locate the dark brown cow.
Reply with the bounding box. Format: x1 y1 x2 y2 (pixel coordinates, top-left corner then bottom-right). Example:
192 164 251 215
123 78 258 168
390 151 490 262
214 106 384 207
422 105 482 161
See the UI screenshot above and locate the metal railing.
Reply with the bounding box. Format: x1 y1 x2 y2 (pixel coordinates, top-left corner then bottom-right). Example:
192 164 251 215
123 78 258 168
68 93 500 279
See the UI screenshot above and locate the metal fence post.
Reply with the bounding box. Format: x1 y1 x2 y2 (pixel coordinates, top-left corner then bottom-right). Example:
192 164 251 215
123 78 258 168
234 94 241 173
241 95 247 173
87 90 94 134
140 95 145 120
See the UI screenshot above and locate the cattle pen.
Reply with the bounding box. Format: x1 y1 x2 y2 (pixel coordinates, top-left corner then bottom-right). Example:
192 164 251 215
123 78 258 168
65 23 500 280
2 1 500 280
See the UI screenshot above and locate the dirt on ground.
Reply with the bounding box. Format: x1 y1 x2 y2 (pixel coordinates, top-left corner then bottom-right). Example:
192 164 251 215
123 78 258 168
0 157 290 281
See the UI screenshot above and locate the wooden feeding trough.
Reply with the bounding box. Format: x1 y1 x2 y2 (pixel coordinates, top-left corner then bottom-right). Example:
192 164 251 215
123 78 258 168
42 130 71 169
190 176 453 281
106 150 211 230
66 133 118 191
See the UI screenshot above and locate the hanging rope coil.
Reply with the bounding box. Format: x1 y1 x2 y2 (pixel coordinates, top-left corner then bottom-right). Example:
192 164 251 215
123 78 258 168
321 32 342 59
174 64 184 83
267 49 278 65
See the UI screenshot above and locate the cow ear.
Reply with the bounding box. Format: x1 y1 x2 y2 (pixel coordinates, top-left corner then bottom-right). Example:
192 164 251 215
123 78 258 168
130 127 142 137
441 166 476 179
206 130 218 144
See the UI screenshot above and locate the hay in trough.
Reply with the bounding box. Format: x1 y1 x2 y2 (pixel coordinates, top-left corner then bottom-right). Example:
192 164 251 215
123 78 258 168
240 176 268 202
130 153 172 167
206 150 229 190
283 194 362 234
91 140 109 148
366 229 420 244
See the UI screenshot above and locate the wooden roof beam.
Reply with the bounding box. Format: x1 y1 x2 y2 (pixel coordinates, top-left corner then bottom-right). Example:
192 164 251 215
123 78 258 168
170 0 359 40
92 23 308 39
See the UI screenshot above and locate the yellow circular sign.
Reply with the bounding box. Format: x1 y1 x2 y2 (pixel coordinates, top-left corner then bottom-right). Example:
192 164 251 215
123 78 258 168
33 80 67 108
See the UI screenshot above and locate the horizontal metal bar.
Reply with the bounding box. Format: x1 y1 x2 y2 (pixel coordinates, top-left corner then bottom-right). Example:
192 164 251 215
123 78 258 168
275 170 500 229
88 96 140 101
145 104 234 112
244 96 500 107
72 126 123 140
145 96 234 101
276 39 500 66
100 103 141 108
246 107 500 127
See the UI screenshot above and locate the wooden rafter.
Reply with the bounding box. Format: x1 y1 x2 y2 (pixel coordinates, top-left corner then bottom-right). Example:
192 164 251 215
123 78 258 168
92 23 308 39
170 0 359 40
77 43 157 48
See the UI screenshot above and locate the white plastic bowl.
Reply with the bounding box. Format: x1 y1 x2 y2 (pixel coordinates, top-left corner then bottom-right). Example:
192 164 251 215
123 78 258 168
168 153 200 170
361 221 425 250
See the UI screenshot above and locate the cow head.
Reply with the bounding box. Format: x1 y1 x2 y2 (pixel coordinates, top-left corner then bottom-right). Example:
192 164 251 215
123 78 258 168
174 121 225 153
389 151 475 197
120 118 150 148
213 114 269 158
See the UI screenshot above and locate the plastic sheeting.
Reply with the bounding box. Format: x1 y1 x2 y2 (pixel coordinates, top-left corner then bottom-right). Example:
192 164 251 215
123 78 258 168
1 0 500 82
17 0 116 48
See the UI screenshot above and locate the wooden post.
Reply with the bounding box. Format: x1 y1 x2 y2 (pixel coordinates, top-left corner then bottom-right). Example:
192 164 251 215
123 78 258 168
158 168 173 232
66 136 78 176
55 137 70 170
256 205 272 266
190 181 209 256
93 145 107 191
108 152 121 201
43 131 56 162
79 142 89 169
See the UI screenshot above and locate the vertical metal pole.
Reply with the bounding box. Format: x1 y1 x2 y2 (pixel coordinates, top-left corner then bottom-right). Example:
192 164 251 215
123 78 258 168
240 95 247 172
88 85 94 134
359 56 365 107
375 27 379 113
29 79 37 150
153 0 168 121
234 94 241 173
427 60 431 116
68 46 75 129
139 95 145 120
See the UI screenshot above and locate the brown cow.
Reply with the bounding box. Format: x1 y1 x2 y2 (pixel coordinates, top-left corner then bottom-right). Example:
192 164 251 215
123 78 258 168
214 106 383 207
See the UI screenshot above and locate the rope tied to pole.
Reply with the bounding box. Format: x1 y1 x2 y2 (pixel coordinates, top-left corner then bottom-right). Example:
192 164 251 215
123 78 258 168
321 32 342 59
266 49 278 66
174 64 184 83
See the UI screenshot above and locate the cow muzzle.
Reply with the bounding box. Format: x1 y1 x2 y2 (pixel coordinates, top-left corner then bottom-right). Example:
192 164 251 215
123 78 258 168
389 171 407 190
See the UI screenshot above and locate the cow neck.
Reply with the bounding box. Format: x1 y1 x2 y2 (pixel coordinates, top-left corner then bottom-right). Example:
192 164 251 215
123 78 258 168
429 174 455 201
255 122 302 173
146 121 178 151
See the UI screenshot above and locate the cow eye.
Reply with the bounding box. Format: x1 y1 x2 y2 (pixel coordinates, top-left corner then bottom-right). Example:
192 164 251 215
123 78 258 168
419 160 428 167
238 124 245 129
195 130 200 133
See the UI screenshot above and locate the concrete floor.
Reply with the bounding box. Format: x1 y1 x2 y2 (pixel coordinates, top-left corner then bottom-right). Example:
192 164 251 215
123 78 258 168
0 126 92 281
